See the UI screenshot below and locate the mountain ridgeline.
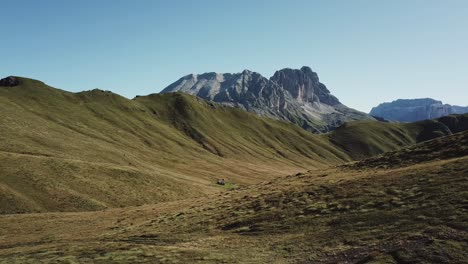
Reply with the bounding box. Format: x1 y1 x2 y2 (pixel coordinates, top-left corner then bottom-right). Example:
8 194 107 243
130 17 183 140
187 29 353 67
0 76 342 213
370 98 468 122
1 76 468 214
160 66 372 132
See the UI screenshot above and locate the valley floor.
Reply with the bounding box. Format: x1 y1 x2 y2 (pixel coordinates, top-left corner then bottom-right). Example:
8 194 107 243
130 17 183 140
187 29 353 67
1 153 467 263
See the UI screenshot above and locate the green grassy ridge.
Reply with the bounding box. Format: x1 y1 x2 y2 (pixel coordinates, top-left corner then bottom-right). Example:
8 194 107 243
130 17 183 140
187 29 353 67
1 76 467 214
327 113 468 159
134 93 350 163
0 77 347 213
327 121 417 160
346 130 468 169
0 79 467 262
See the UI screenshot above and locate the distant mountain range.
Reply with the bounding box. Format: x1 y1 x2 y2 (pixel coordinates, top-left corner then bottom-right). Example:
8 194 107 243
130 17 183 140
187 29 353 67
370 98 468 122
160 66 372 132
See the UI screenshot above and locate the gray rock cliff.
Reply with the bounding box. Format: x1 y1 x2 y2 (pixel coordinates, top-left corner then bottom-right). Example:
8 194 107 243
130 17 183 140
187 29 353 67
370 98 468 122
160 66 371 132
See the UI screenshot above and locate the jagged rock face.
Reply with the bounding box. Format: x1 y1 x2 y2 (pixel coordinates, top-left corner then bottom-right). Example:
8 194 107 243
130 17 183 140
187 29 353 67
161 70 285 111
161 67 371 132
0 76 20 87
370 98 468 122
270 66 340 105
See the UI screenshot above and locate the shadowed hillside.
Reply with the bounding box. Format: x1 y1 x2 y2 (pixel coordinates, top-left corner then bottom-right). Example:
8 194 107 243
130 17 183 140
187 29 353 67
327 114 468 159
346 130 468 169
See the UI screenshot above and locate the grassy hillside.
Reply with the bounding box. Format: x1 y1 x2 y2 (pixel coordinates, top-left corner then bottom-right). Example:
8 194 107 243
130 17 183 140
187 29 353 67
327 114 468 159
1 76 467 214
0 77 348 214
347 129 468 169
1 131 466 263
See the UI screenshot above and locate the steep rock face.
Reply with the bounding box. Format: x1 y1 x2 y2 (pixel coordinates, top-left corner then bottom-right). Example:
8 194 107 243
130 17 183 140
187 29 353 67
370 98 468 122
161 67 371 132
270 66 340 105
452 105 468 114
162 70 287 115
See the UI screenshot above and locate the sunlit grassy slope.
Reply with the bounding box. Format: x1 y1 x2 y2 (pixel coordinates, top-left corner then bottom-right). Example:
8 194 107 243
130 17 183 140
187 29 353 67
1 131 466 263
1 76 467 214
0 77 347 213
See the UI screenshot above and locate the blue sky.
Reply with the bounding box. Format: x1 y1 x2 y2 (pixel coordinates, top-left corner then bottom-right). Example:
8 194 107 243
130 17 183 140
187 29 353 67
1 0 467 112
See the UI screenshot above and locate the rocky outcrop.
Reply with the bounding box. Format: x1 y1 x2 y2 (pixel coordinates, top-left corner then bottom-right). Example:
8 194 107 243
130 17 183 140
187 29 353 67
0 76 20 87
370 98 468 122
160 66 371 132
270 66 340 105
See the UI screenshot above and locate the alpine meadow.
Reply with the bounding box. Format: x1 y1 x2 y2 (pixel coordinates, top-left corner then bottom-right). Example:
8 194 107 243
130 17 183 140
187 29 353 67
1 1 467 263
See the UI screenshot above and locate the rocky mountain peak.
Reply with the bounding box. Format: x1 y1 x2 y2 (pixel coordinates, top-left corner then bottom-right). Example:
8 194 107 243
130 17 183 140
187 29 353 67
370 98 468 122
270 67 339 105
390 98 443 107
241 69 253 75
160 66 371 132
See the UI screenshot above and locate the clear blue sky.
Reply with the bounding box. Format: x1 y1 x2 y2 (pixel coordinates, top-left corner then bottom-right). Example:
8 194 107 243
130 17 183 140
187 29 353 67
1 0 467 112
